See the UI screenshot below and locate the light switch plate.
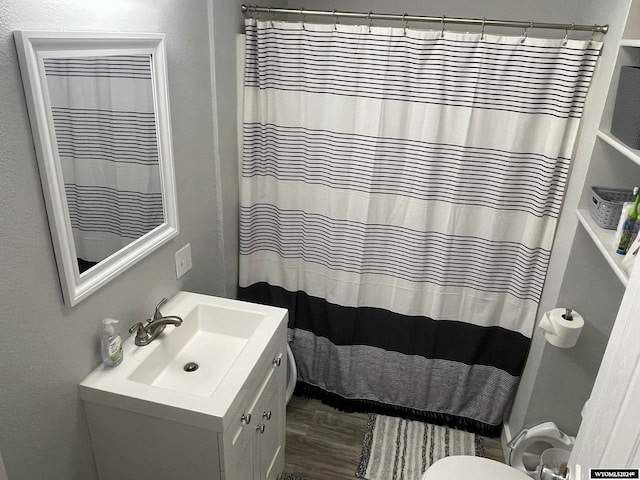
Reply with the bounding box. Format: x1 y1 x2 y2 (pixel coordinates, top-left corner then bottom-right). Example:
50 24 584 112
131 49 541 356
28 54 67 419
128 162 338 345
175 243 192 279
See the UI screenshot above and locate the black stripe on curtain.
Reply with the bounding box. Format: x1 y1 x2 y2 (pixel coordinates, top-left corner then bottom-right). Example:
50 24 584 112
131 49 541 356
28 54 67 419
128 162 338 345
239 282 530 436
238 282 530 376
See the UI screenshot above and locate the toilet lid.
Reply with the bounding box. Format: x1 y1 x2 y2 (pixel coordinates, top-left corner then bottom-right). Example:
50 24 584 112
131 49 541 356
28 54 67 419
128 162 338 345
422 456 531 480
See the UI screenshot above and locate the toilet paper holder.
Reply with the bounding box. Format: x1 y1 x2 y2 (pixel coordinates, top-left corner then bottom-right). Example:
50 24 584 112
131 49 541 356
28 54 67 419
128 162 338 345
539 307 584 349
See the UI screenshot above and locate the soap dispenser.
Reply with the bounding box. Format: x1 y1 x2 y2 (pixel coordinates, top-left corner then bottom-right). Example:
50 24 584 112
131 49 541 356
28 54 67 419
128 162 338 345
101 318 123 367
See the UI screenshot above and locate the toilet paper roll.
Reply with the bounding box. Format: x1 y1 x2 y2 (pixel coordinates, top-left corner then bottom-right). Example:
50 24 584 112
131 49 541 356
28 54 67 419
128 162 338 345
538 308 584 348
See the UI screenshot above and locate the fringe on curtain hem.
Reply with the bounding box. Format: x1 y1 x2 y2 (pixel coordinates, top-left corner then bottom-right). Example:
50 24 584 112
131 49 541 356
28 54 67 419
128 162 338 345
294 381 503 438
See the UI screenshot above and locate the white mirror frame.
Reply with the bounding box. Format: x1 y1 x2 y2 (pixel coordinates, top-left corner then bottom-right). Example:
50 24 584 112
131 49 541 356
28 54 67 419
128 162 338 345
14 31 179 306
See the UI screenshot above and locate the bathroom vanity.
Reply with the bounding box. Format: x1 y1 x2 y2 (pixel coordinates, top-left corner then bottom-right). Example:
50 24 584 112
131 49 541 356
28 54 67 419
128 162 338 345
79 292 288 480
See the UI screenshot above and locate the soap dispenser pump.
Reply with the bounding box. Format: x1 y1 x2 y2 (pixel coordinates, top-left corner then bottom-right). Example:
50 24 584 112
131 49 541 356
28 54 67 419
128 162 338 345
101 318 123 367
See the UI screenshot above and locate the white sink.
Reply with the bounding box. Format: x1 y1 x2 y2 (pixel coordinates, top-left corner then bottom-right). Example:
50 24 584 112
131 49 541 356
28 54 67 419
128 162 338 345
79 291 288 431
128 304 264 397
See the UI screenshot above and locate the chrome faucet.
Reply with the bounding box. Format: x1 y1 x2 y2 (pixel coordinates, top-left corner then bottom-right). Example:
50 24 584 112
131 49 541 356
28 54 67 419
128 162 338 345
129 298 183 346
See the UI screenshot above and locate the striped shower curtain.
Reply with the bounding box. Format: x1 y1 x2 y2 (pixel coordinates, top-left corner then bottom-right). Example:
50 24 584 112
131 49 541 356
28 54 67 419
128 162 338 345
238 18 601 435
44 55 164 266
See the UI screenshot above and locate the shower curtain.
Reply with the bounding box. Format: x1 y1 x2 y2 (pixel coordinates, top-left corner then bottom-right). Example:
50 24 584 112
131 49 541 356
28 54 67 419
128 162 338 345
238 18 601 435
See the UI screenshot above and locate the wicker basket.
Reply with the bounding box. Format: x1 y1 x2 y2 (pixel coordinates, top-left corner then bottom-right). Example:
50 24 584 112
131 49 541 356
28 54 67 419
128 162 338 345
589 187 636 230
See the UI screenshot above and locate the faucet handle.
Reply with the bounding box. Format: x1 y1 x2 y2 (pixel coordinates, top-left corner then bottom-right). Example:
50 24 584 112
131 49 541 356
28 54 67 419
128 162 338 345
129 322 148 342
153 298 169 321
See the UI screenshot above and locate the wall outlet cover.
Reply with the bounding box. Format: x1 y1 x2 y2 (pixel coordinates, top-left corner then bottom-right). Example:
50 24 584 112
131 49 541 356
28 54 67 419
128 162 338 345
175 243 192 279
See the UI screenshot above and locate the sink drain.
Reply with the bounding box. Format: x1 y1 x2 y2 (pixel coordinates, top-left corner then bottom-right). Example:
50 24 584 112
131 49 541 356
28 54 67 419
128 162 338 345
183 362 199 372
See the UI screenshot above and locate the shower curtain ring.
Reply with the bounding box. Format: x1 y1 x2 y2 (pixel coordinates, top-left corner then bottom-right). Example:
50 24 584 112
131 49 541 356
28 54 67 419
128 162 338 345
563 22 574 46
440 15 446 38
333 10 339 31
481 17 486 40
300 8 305 30
588 24 597 46
268 7 274 28
368 11 373 33
403 13 408 36
521 20 533 43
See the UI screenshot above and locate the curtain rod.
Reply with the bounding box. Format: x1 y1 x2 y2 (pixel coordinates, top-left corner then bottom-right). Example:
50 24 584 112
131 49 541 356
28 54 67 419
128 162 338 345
241 4 608 34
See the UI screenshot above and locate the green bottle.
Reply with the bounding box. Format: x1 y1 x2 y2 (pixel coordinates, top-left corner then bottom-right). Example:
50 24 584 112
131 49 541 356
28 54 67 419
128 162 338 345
616 187 640 255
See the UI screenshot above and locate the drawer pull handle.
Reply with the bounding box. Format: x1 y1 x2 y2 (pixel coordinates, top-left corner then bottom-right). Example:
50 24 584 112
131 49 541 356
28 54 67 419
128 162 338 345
256 424 266 434
241 413 252 425
263 411 272 421
272 357 282 367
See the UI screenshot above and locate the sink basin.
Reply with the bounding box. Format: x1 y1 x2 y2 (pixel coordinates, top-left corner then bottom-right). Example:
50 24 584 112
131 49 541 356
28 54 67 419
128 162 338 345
79 291 287 430
128 304 264 397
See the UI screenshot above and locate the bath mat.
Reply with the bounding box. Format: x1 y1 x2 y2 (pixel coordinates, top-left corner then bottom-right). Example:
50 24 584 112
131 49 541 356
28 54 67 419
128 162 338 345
283 474 307 480
356 414 484 480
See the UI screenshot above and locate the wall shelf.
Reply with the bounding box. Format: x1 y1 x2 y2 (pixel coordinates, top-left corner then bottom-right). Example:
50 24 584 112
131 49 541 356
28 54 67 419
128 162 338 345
576 208 629 286
585 36 640 288
596 130 640 167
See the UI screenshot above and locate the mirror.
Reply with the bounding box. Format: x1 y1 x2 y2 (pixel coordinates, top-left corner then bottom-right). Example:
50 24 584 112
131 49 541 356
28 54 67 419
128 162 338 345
15 32 179 306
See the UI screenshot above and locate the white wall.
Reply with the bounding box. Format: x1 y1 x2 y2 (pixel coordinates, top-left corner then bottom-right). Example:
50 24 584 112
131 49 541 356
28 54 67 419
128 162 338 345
0 1 224 478
287 0 581 34
523 229 624 434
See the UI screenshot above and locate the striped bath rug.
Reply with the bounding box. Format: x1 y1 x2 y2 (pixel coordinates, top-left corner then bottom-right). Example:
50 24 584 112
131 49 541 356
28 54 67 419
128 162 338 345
356 414 484 480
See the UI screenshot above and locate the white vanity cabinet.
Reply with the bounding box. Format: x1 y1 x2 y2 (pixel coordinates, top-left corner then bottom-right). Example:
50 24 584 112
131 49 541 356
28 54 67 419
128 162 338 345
220 347 286 480
79 292 288 480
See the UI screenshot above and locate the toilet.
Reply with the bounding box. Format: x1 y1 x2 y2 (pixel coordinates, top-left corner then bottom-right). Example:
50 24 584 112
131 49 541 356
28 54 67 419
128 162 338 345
422 456 531 480
285 343 297 404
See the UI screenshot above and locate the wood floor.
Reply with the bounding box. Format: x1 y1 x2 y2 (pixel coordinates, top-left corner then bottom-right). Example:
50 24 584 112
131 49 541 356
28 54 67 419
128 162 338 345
283 395 505 480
